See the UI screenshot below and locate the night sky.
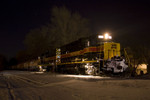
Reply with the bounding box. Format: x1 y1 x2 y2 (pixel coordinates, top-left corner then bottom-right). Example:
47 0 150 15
0 0 150 59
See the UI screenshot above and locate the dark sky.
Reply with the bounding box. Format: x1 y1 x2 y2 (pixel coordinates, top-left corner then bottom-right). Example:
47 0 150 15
0 0 150 58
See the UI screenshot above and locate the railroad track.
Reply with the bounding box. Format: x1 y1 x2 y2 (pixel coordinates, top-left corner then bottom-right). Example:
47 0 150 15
3 75 16 100
3 73 76 88
12 74 76 87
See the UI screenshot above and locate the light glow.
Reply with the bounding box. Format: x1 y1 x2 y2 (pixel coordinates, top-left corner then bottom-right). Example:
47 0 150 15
109 36 112 39
98 35 104 39
59 74 110 79
98 33 112 39
104 33 109 39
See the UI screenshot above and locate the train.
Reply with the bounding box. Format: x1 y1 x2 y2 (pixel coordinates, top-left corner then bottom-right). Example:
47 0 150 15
11 33 128 75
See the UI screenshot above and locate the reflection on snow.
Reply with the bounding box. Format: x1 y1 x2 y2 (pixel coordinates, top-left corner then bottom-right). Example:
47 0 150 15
59 74 110 79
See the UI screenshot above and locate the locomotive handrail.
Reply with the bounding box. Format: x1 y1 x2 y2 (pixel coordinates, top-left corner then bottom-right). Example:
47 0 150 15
124 48 131 67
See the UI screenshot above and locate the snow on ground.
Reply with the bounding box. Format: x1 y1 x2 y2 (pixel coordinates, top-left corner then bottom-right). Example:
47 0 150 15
0 70 150 100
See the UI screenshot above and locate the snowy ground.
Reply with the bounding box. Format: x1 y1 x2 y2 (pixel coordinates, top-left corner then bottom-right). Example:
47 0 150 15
0 70 150 100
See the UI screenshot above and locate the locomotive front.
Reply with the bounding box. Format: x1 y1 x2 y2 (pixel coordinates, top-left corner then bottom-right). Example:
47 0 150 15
82 33 128 75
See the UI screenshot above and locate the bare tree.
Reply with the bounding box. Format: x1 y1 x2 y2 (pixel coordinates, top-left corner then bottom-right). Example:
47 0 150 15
49 6 90 47
24 26 50 58
23 6 90 61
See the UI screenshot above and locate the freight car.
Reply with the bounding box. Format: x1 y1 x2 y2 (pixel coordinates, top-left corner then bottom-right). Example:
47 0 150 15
11 59 41 71
38 33 128 75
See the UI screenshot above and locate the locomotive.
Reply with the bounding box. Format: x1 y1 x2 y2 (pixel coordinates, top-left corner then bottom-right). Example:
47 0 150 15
11 33 128 75
38 33 128 75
